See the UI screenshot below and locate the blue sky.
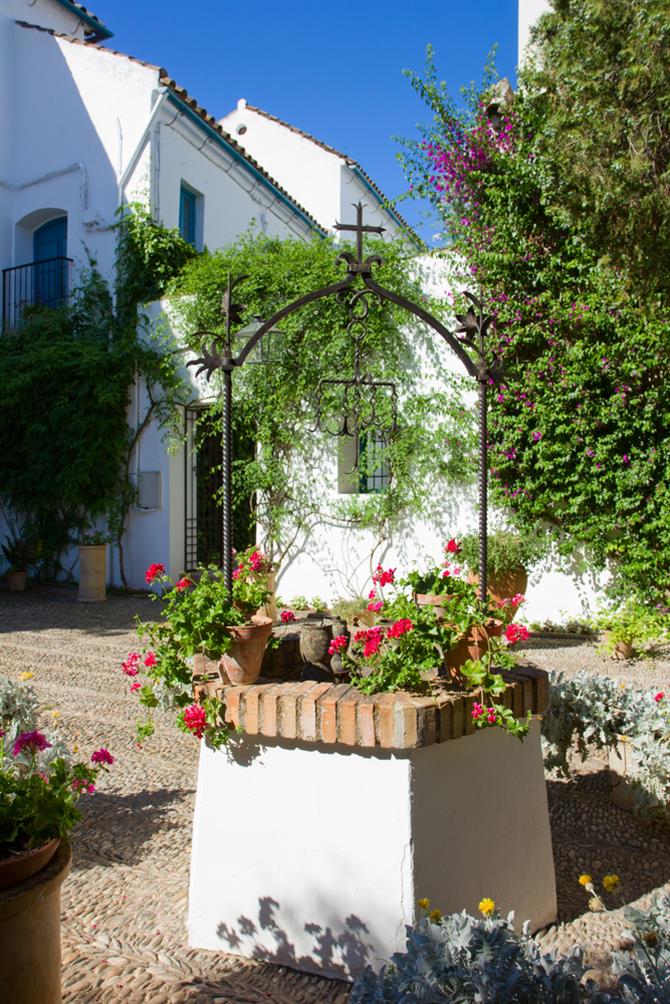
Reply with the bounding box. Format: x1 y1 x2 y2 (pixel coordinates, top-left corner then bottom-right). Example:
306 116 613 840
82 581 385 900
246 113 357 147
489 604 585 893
92 1 519 241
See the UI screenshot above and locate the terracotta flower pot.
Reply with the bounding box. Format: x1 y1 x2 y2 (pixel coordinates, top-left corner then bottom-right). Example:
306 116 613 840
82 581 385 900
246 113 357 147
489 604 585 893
7 570 27 592
414 593 456 621
444 620 505 673
219 615 273 686
0 838 60 892
299 619 333 670
468 568 528 616
0 840 71 1004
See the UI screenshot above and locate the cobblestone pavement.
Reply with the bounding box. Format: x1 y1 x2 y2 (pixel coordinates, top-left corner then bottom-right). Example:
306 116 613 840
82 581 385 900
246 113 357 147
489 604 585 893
2 589 670 999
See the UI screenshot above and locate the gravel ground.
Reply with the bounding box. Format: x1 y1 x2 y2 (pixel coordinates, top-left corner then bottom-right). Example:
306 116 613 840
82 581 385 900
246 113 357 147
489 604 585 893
2 588 670 999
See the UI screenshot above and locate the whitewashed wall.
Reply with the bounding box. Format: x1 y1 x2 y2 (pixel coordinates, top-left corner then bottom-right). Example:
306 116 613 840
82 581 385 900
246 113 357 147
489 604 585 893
220 100 405 239
518 0 552 65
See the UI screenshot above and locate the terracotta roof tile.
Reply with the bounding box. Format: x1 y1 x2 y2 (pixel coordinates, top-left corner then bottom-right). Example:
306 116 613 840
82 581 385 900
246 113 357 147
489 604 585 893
54 0 112 39
239 102 422 245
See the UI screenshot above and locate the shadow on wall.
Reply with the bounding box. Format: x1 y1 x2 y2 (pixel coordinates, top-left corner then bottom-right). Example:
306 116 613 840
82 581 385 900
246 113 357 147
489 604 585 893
216 895 373 980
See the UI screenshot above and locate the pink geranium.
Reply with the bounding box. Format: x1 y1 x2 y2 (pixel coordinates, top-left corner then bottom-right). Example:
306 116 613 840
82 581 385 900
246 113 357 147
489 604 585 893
367 600 383 612
91 748 115 765
121 652 141 676
328 634 348 655
445 538 461 554
130 682 142 693
182 703 207 740
143 650 157 668
505 623 530 645
372 564 395 587
145 563 165 585
175 576 191 591
354 626 384 659
655 692 665 703
386 618 413 639
281 610 296 623
12 730 52 757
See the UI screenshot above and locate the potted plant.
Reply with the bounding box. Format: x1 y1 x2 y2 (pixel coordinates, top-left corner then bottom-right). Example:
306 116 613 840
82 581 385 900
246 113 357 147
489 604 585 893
77 530 109 603
130 556 272 746
2 534 36 592
593 599 664 660
0 675 114 1002
459 529 544 607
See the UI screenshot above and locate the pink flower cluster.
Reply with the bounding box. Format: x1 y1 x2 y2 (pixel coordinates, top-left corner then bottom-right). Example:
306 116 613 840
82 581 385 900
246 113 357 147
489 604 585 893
504 623 530 645
182 703 207 740
354 626 384 659
145 563 165 585
12 730 52 757
175 576 191 591
328 634 348 656
445 538 461 555
655 692 665 703
91 747 115 765
281 610 296 624
121 652 141 676
71 778 96 795
472 703 498 725
497 593 526 609
372 565 395 588
386 618 414 639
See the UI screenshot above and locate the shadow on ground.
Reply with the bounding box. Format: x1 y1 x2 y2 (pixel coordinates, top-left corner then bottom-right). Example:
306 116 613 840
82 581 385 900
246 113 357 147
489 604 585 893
547 768 670 923
72 786 192 870
0 584 155 636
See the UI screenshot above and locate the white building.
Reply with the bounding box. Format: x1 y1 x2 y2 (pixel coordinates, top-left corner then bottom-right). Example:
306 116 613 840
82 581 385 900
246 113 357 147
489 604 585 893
0 0 323 589
1 0 603 621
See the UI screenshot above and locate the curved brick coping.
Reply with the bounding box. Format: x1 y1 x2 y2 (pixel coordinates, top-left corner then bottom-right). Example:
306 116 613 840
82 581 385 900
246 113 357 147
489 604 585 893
192 663 549 750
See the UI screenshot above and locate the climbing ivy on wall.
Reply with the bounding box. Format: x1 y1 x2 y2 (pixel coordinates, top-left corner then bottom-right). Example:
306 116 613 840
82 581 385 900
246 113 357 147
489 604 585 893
0 207 192 582
172 232 477 564
397 1 670 601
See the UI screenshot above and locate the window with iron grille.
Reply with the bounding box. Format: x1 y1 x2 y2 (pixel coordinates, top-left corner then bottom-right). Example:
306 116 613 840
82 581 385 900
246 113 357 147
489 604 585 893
337 431 391 494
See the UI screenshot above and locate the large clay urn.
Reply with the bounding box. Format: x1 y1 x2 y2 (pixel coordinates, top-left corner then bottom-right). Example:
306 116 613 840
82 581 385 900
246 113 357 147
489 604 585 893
219 615 273 685
77 544 107 603
0 840 71 1004
444 620 505 678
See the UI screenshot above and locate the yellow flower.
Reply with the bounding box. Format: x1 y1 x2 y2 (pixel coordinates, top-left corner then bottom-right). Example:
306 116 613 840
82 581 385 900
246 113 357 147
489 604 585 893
619 681 627 689
417 897 430 910
72 744 79 753
479 898 495 917
578 874 592 887
602 874 620 893
18 672 33 681
51 710 61 719
428 908 443 923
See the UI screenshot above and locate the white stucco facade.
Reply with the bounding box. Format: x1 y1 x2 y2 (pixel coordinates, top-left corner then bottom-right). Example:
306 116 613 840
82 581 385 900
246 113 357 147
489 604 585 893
188 720 556 980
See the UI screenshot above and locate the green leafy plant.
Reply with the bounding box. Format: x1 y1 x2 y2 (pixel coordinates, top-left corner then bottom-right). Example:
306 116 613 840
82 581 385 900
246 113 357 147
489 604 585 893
543 671 670 816
0 676 113 855
398 8 670 602
459 530 545 578
593 600 667 657
171 233 476 564
350 898 609 1003
129 555 270 746
1 534 37 573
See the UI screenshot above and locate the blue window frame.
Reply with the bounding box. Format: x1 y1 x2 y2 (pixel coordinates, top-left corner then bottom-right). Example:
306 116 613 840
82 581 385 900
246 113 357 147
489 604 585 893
179 186 197 246
33 217 68 308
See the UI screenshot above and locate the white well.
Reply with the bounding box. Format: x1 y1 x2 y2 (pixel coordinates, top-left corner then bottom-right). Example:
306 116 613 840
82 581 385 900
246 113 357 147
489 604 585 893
188 718 556 980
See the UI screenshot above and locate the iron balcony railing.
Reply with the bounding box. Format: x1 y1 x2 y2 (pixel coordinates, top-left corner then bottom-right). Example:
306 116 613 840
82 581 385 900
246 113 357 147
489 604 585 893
2 256 73 331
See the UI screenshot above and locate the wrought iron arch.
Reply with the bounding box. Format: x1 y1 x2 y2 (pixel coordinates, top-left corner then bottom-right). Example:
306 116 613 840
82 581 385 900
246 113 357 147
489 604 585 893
189 203 499 600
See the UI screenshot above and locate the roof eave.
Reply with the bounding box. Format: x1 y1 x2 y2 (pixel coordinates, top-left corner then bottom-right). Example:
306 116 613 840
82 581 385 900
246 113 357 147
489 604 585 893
52 0 113 41
164 89 327 239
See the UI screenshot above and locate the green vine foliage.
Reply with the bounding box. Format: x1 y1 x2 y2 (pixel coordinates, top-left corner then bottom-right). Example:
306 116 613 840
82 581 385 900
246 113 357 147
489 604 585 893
0 206 191 581
398 7 670 601
171 232 477 561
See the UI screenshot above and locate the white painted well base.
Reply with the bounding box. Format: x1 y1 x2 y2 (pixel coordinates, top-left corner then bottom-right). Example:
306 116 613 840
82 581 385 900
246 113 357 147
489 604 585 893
188 720 556 980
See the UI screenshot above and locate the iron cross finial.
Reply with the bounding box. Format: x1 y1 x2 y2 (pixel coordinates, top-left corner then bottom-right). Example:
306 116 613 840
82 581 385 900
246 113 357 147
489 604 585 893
335 202 385 276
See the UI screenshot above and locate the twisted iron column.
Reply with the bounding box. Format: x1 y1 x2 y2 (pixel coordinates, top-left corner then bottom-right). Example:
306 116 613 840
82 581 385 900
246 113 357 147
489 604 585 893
221 362 234 594
478 375 488 607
